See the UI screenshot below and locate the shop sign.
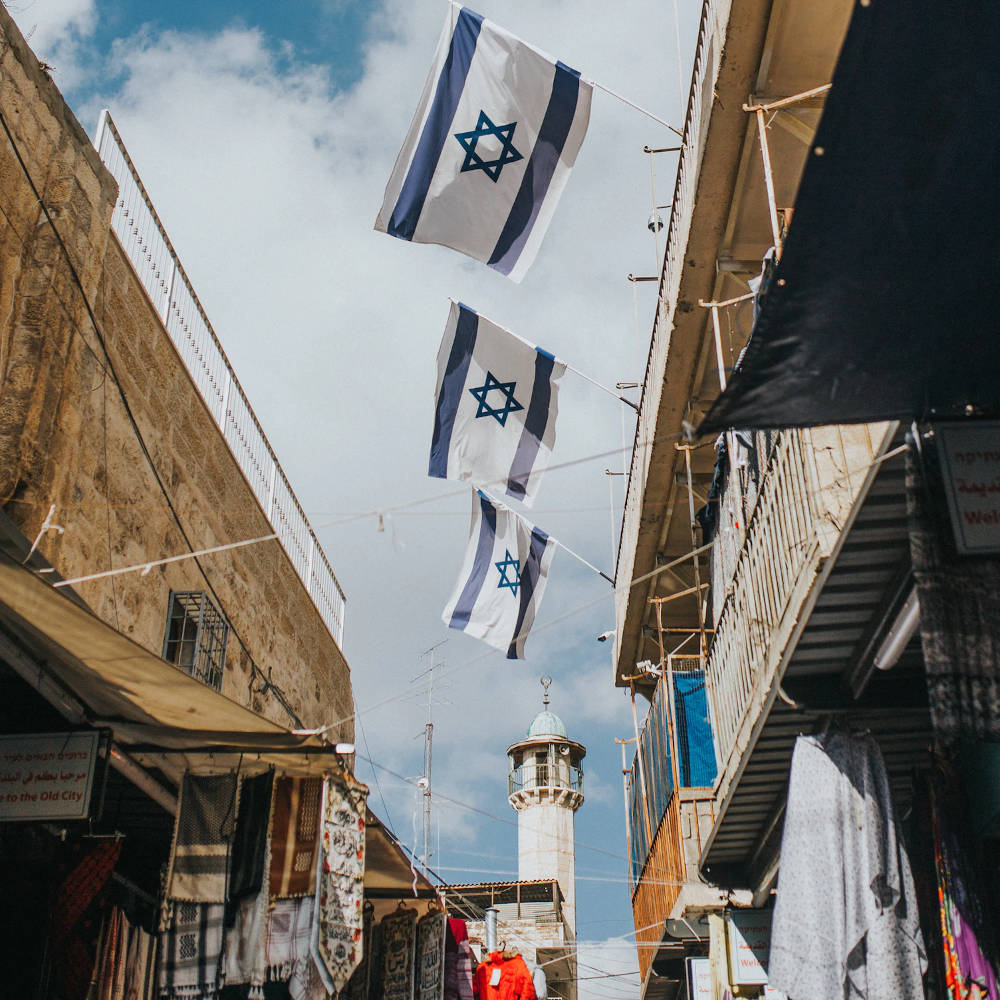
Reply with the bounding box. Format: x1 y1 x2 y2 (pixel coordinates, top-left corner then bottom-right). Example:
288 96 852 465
937 421 1000 555
726 909 772 986
0 731 99 822
686 957 711 999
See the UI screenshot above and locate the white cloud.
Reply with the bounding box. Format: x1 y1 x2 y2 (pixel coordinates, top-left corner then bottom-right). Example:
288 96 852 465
7 0 96 87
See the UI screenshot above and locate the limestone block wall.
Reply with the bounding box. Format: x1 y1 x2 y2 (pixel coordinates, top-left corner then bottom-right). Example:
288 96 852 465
0 6 352 737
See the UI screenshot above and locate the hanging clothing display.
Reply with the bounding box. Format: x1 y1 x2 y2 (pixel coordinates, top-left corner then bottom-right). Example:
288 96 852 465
224 892 269 999
368 913 387 1000
415 910 447 1000
473 950 536 1000
265 898 316 988
168 773 240 903
381 907 418 1000
269 777 323 900
96 904 128 1000
931 778 1000 1000
445 918 475 1000
158 901 226 1000
123 915 156 1000
906 438 1000 743
769 730 926 999
311 774 368 995
344 903 376 1000
229 771 274 908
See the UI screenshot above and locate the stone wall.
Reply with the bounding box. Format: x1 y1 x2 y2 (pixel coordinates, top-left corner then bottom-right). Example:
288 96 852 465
0 7 352 737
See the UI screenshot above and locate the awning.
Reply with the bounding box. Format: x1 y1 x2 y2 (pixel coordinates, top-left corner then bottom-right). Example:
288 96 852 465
364 810 439 900
699 0 1000 434
0 552 340 778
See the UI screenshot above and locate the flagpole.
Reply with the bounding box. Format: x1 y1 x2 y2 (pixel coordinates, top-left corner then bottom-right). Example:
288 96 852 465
550 537 614 585
563 361 640 413
590 80 684 138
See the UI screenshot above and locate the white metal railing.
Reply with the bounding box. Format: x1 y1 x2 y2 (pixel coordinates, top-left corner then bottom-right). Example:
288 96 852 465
703 431 818 767
614 0 732 650
94 111 346 647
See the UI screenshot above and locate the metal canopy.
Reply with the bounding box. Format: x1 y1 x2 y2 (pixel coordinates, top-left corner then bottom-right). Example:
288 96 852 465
699 442 933 890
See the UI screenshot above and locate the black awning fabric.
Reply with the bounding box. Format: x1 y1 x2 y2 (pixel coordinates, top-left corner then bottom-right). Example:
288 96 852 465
699 0 1000 435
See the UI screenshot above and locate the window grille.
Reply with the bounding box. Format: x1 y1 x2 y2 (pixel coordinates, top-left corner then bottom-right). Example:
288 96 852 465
162 591 230 691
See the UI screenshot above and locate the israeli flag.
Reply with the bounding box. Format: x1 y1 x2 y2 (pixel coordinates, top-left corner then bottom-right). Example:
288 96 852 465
375 4 592 282
430 302 566 506
443 490 556 659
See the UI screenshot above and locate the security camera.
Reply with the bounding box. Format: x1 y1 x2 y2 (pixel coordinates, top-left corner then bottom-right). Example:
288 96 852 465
597 630 615 642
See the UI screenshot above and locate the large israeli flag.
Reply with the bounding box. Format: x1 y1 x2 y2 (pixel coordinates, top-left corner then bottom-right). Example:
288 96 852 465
375 4 592 282
443 491 556 659
430 301 566 506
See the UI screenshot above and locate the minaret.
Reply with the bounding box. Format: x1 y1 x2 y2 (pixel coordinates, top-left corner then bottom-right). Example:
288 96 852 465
507 676 586 936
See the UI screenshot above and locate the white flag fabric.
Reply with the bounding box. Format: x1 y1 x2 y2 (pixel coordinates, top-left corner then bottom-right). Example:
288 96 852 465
375 4 592 282
443 490 556 659
429 301 566 506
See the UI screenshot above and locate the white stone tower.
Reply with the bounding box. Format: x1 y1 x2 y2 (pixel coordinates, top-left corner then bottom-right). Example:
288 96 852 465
507 676 586 935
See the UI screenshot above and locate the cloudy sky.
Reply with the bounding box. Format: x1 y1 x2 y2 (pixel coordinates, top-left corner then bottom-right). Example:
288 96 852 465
11 0 699 990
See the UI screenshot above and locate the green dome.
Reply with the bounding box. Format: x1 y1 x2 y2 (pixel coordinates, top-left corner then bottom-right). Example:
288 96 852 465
527 709 567 738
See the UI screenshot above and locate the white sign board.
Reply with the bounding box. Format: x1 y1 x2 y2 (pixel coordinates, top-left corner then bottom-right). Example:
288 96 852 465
937 421 1000 554
726 909 771 986
0 731 99 821
686 957 712 1000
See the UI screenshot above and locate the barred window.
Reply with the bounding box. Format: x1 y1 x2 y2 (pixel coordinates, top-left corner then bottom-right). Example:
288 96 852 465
162 591 229 691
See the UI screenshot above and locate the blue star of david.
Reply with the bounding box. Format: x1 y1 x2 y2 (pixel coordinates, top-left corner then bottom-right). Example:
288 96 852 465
454 111 524 182
468 372 524 426
495 550 521 596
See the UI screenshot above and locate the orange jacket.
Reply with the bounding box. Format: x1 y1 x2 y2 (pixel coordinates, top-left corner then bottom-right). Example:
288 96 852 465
474 953 537 1000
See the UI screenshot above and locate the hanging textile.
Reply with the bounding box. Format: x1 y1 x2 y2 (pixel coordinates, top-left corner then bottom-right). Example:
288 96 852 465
229 771 274 908
158 901 226 1000
224 893 269 999
381 908 418 1000
344 903 376 1000
168 773 240 903
265 898 317 991
769 730 926 999
445 918 474 1000
368 914 387 1000
123 916 156 1000
97 905 128 1000
269 777 323 899
931 774 1000 999
473 951 536 1000
311 775 368 995
906 437 1000 743
415 911 447 1000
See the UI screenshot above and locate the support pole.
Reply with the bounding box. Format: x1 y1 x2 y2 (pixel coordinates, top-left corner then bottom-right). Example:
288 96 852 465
630 681 655 854
754 108 783 257
656 603 683 798
678 444 708 657
615 737 637 890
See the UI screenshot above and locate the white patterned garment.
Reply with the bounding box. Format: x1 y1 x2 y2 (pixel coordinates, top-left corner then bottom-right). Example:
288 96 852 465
769 731 926 999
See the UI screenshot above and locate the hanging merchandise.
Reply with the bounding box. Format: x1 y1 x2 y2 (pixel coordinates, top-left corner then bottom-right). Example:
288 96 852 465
159 901 226 1000
381 907 418 1000
445 918 475 1000
167 772 239 903
769 730 926 1000
906 437 1000 744
123 912 156 1000
344 903 377 1000
931 776 1000 1000
96 904 127 1000
311 774 369 995
269 777 323 899
442 490 555 659
473 950 536 1000
415 910 448 1000
429 301 566 506
265 896 322 999
369 914 387 1000
228 770 274 908
224 892 269 999
374 4 592 282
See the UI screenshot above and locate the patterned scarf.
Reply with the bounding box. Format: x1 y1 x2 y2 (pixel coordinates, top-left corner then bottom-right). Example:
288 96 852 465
158 901 226 999
445 918 474 1000
269 778 322 899
381 908 418 1000
266 897 315 984
228 771 274 908
168 773 239 903
415 912 447 1000
312 776 368 995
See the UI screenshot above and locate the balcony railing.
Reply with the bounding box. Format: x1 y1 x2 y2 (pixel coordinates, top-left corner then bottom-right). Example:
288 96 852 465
704 425 885 778
94 111 346 647
509 762 583 796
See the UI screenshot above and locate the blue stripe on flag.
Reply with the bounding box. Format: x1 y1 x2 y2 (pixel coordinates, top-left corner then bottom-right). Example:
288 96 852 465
429 304 479 478
488 61 581 274
507 526 549 658
388 8 483 239
506 350 555 501
450 492 498 629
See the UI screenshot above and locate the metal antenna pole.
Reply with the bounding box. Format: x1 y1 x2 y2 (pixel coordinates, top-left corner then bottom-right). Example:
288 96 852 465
419 640 446 867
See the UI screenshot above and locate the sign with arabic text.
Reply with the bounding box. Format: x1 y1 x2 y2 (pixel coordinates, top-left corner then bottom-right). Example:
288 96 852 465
726 909 772 986
0 731 99 821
